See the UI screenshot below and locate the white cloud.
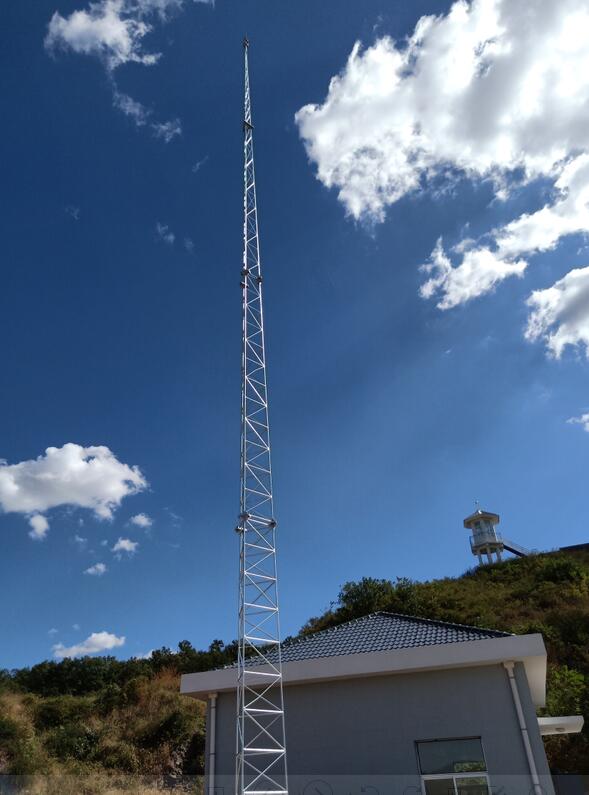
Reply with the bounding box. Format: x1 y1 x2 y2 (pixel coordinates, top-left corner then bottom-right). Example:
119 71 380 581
112 88 151 126
0 443 147 538
152 119 182 142
73 534 88 546
156 222 175 245
420 239 526 310
45 0 159 70
130 512 152 528
28 514 49 541
296 0 589 223
184 237 194 253
53 630 125 659
296 0 589 325
45 0 207 137
423 153 589 307
48 627 59 636
525 266 589 357
568 413 589 432
73 623 81 630
85 562 107 575
112 537 138 554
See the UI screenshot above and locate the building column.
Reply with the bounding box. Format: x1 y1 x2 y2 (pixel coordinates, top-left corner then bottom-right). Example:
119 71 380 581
208 692 218 795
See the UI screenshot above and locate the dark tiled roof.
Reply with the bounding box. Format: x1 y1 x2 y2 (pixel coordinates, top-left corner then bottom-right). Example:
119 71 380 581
244 612 511 667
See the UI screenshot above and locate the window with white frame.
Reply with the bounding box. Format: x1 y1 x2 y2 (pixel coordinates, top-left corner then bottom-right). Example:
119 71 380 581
417 738 490 795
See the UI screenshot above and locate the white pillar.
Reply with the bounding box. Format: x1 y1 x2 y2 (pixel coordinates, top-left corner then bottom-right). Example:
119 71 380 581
208 692 218 795
486 550 493 565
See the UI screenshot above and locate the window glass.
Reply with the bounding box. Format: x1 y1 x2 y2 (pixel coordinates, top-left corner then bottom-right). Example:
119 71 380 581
456 777 488 795
417 739 486 775
424 779 455 795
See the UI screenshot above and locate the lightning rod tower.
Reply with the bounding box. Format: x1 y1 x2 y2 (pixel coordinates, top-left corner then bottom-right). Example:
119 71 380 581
235 38 289 795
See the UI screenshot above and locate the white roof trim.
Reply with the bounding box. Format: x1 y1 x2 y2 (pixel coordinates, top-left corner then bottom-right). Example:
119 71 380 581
181 633 547 707
538 716 584 735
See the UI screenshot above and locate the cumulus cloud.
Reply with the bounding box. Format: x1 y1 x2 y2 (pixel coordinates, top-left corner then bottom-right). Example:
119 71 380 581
423 153 589 307
525 266 589 357
296 0 589 327
53 630 125 659
130 512 152 528
568 413 589 432
45 0 208 137
296 0 589 222
0 443 147 538
112 537 138 554
28 514 50 541
45 0 158 70
85 562 107 575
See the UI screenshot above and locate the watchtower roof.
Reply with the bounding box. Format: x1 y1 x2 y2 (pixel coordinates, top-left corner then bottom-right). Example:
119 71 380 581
463 508 500 529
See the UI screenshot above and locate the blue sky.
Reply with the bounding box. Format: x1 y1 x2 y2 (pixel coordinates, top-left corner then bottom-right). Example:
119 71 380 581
1 0 589 669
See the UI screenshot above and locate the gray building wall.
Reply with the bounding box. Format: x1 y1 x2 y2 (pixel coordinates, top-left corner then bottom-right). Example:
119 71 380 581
208 663 553 795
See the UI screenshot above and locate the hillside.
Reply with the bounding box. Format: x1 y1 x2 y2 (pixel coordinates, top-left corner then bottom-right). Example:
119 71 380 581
1 549 588 789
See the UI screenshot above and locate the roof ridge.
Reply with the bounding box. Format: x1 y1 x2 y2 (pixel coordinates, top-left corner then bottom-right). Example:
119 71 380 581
373 610 512 637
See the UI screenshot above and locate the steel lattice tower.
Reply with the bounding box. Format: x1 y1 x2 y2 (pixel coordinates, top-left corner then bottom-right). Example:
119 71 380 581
235 38 288 795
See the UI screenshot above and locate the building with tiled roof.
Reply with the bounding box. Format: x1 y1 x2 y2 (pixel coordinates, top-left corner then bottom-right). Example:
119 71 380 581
181 613 583 795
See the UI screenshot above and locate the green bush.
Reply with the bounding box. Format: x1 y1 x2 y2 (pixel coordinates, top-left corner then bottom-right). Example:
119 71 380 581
44 723 99 761
0 716 19 744
34 694 93 730
138 709 193 749
95 739 140 772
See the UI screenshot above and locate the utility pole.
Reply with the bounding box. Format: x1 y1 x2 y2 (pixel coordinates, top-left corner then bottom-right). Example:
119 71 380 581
235 37 289 795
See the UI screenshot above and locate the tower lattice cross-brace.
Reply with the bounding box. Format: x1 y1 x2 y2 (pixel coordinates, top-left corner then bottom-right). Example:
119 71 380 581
235 38 289 795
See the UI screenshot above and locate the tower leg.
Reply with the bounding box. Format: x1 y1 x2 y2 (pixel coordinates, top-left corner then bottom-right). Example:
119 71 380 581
477 553 483 565
486 550 493 565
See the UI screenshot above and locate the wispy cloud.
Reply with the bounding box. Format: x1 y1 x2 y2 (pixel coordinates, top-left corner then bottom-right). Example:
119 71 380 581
567 413 589 432
65 205 80 221
0 443 147 539
156 222 175 245
184 237 194 254
191 155 208 174
112 87 181 140
152 119 182 142
53 630 125 659
84 562 107 576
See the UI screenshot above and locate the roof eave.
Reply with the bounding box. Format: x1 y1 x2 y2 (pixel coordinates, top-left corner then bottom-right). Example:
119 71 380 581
181 633 546 706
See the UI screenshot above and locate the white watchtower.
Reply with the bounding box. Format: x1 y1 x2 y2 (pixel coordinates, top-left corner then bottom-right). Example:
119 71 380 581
464 508 503 565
